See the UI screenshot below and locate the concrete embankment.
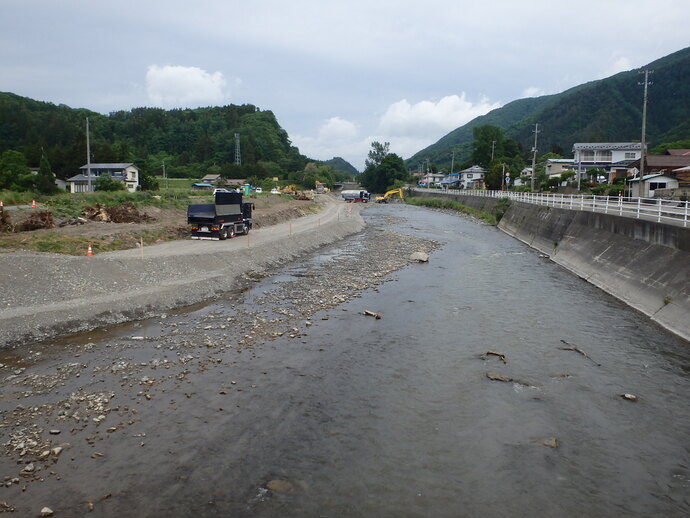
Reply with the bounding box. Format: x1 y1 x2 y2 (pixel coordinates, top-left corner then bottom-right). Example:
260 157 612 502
414 191 690 342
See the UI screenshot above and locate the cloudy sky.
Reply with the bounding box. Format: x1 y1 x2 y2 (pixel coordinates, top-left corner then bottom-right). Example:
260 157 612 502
2 1 688 170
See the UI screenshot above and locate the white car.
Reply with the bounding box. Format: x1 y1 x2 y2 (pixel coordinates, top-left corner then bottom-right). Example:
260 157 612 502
255 187 263 193
271 188 280 194
213 188 229 195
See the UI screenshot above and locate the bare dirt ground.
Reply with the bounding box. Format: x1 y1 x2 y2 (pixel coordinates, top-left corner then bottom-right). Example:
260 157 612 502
1 196 319 250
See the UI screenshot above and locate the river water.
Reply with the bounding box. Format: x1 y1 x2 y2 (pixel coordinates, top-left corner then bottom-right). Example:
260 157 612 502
2 204 689 517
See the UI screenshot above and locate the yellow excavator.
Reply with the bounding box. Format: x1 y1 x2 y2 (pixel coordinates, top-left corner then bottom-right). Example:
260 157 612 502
374 188 404 203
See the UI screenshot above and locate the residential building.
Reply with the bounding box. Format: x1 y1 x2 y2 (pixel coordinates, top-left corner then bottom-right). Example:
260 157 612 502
458 165 485 189
419 172 445 187
572 143 642 183
67 163 139 193
544 159 575 179
627 174 679 197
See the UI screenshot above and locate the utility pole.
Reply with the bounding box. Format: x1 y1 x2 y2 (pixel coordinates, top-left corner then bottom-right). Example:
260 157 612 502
638 69 653 198
86 118 92 192
162 160 167 190
530 123 539 191
491 140 496 163
450 150 455 175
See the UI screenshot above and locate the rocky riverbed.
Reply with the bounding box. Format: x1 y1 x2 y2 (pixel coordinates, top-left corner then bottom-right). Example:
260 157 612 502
0 209 437 516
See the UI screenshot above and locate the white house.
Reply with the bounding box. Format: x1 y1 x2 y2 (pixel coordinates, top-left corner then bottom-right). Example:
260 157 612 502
627 174 679 197
458 165 485 189
419 172 445 187
67 163 140 193
572 143 642 183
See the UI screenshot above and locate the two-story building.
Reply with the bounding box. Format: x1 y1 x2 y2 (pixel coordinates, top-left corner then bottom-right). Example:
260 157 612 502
67 163 140 193
572 143 642 183
457 165 486 189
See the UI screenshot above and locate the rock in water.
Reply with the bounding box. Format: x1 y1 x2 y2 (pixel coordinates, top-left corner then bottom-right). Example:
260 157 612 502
542 437 559 448
267 479 296 494
409 251 429 263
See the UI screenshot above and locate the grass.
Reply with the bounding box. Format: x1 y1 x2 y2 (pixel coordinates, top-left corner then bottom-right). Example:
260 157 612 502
0 227 185 255
405 197 500 225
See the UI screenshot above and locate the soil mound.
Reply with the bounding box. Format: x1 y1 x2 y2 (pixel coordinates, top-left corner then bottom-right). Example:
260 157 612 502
82 202 154 223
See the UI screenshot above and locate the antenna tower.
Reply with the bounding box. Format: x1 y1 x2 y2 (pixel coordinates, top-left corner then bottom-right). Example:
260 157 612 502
234 133 241 166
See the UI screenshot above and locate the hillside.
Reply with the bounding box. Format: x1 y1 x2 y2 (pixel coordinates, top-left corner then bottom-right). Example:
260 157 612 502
324 156 359 176
407 46 690 170
0 93 310 181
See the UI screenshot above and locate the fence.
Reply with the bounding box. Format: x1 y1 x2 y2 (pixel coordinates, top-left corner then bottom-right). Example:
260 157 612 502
412 188 690 228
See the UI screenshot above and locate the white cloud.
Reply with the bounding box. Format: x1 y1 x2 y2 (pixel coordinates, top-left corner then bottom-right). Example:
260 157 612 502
378 94 501 137
145 65 228 108
522 87 546 98
602 56 633 77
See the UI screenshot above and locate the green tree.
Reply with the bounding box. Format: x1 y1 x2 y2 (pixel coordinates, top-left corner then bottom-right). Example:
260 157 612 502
35 153 58 194
364 141 390 169
471 125 505 167
94 174 125 191
360 144 409 193
0 149 31 190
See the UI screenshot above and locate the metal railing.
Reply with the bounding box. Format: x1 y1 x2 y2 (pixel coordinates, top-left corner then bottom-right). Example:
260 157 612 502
412 188 690 228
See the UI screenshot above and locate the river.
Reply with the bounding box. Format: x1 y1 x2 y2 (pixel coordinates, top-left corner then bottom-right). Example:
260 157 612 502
1 203 689 517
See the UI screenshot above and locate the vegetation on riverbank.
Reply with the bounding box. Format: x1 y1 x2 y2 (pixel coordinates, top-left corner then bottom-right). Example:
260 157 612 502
405 196 511 225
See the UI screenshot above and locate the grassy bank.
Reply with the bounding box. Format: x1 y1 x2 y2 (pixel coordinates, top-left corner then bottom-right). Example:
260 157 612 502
405 196 505 225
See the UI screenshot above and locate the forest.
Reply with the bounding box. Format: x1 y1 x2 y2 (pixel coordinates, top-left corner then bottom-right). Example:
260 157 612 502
0 92 356 192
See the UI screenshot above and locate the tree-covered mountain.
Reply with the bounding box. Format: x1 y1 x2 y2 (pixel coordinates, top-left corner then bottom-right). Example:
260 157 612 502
407 46 690 170
0 92 311 182
323 157 359 177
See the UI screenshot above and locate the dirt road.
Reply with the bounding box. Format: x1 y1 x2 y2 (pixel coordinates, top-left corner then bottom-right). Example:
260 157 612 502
0 195 364 348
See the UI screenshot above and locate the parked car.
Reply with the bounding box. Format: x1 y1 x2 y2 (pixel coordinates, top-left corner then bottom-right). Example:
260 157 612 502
255 187 263 193
213 188 229 195
270 188 280 194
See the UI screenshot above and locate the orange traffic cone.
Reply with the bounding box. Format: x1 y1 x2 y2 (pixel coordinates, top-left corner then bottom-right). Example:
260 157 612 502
31 200 36 208
87 244 94 257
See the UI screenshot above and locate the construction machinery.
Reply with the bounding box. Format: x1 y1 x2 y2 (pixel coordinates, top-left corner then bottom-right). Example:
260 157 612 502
374 188 404 203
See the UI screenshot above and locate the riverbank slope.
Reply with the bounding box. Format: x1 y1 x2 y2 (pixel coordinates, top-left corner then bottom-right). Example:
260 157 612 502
0 196 365 348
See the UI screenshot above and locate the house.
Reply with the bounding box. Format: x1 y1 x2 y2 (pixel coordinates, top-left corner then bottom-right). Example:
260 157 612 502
572 143 642 183
458 165 485 189
201 174 221 184
544 159 575 179
419 172 445 187
627 154 690 179
627 174 679 197
67 163 139 193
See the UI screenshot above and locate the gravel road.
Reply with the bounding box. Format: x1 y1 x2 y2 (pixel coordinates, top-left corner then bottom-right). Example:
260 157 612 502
0 195 365 349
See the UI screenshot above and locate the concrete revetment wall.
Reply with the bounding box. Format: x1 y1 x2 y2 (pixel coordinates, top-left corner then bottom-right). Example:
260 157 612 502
414 191 690 342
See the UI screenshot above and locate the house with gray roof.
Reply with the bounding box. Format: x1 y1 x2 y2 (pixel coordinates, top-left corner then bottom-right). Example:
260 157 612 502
67 163 139 193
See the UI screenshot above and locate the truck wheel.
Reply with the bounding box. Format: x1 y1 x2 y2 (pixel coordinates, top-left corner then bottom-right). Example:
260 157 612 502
229 227 236 238
220 228 228 240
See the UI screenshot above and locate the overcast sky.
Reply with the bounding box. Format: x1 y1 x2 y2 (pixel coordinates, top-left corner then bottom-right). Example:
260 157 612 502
2 1 688 170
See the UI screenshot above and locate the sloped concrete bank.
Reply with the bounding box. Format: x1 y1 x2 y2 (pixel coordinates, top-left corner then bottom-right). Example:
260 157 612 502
413 191 690 342
499 202 690 342
0 203 365 348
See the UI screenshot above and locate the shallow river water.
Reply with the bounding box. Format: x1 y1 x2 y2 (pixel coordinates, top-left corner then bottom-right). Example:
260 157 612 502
2 204 689 517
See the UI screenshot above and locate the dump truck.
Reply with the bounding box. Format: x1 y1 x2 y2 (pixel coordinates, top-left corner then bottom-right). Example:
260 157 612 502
341 189 370 202
187 191 254 240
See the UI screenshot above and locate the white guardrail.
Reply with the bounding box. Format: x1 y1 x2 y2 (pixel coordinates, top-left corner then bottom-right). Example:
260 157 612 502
412 188 690 228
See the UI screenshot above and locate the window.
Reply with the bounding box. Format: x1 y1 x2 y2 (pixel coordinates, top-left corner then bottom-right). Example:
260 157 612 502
649 182 666 190
582 151 595 161
467 174 473 178
625 152 636 159
597 151 612 162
